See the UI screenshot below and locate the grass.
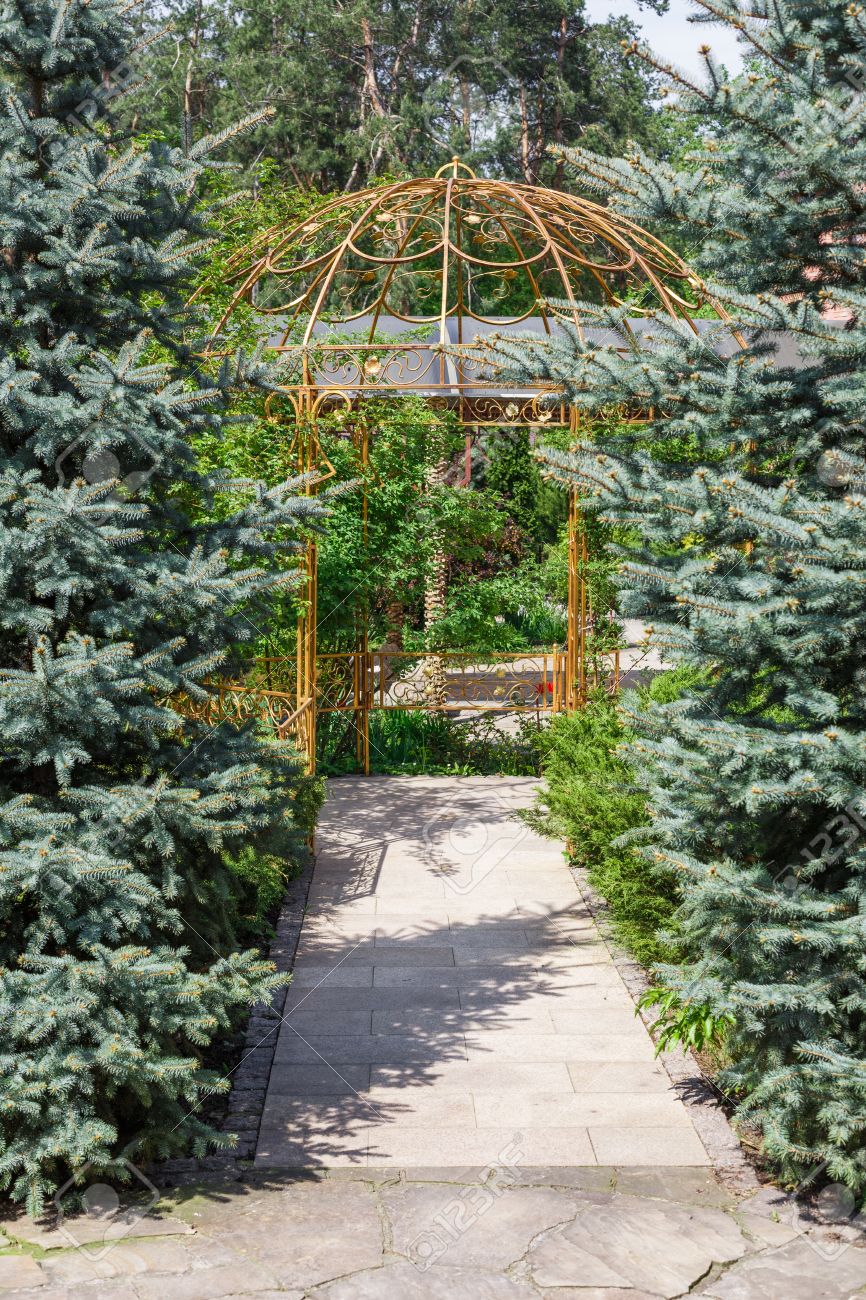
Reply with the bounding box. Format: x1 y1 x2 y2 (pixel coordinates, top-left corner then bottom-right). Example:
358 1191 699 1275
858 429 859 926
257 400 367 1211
319 709 546 776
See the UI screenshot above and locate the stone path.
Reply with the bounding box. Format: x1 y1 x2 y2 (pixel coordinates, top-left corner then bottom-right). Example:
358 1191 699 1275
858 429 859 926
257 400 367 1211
4 1168 866 1298
257 776 709 1168
3 775 866 1297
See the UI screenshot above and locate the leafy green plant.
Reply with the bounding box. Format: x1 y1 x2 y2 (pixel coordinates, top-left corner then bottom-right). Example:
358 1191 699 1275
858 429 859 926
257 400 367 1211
528 693 678 966
223 770 324 938
637 986 735 1058
419 566 567 653
527 669 708 967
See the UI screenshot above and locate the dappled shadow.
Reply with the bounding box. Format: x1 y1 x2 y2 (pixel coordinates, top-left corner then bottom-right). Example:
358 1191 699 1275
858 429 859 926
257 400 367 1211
251 775 638 1167
256 904 608 1166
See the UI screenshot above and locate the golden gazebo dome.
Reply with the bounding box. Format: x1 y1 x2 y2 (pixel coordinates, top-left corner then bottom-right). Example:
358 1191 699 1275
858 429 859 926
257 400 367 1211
216 158 715 426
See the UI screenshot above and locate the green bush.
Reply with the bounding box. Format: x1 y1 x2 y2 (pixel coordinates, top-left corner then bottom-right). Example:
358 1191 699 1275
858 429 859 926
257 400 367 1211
224 771 325 939
637 986 735 1058
529 671 704 967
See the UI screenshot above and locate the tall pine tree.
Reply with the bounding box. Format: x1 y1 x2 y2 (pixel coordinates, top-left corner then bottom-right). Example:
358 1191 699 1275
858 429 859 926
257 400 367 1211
492 0 866 1192
131 0 670 189
0 0 320 1208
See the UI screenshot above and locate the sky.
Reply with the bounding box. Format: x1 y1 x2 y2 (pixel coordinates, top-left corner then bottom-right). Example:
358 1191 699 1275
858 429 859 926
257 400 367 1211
584 0 745 81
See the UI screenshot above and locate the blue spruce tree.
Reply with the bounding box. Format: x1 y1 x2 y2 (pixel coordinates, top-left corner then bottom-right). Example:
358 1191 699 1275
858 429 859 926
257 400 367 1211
492 0 866 1192
0 0 321 1208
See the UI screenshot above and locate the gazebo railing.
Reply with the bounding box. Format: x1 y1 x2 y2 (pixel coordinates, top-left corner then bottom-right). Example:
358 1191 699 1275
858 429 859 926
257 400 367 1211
172 684 316 767
170 645 619 774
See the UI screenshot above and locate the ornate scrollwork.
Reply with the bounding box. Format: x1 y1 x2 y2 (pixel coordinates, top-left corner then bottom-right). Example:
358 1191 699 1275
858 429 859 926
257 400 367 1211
208 161 721 427
171 683 313 752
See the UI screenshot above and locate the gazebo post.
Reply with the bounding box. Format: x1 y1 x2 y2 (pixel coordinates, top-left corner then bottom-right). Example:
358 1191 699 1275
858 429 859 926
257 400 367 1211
566 405 587 710
297 380 319 772
566 485 581 711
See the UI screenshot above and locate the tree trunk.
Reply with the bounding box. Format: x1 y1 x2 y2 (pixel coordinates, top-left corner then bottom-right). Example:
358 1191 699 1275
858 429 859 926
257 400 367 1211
182 0 203 157
553 14 567 187
519 82 531 184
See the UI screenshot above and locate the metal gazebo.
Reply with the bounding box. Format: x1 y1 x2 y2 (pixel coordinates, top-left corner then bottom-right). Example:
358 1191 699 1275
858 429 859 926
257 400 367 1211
208 159 735 770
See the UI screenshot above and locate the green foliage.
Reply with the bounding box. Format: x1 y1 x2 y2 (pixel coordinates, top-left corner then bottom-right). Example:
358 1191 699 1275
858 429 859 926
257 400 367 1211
321 711 544 777
194 163 340 345
528 688 679 968
637 986 735 1059
313 400 505 652
484 430 564 553
131 0 669 189
423 567 567 654
194 375 571 659
224 770 324 937
224 848 293 937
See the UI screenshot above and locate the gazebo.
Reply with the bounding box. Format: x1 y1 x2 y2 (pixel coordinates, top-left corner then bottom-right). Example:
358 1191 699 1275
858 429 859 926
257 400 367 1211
211 159 736 770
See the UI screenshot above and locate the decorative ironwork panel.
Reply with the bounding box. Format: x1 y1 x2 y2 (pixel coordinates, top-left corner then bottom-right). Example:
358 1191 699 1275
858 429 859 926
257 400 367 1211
206 159 730 426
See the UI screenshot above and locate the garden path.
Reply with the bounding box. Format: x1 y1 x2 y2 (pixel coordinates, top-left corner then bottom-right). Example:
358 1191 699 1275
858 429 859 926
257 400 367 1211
257 776 708 1168
5 779 866 1298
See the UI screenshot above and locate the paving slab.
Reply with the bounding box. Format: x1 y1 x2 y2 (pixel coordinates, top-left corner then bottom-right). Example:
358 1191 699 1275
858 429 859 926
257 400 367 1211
701 1236 866 1299
546 1291 664 1299
527 1195 749 1296
217 1180 385 1290
38 1237 236 1284
383 1180 583 1271
312 1260 540 1299
366 1126 598 1167
0 1254 46 1289
371 1008 556 1035
290 965 374 988
568 1061 677 1093
471 1092 695 1129
132 1261 281 1300
464 1032 657 1063
0 1211 194 1250
257 776 706 1170
16 1286 139 1300
262 1063 372 1095
283 986 463 1011
369 1060 576 1093
590 1126 714 1166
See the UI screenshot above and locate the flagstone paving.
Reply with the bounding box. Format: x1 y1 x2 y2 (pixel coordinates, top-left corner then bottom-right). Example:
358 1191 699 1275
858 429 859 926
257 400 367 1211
257 775 709 1169
4 1168 866 1297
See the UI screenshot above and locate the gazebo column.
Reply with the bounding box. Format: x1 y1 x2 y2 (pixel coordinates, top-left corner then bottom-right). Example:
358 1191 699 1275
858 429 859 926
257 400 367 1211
422 448 449 708
296 388 319 771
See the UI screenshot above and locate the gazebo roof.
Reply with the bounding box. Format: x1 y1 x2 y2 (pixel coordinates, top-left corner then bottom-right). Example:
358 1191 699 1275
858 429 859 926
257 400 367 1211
216 160 735 426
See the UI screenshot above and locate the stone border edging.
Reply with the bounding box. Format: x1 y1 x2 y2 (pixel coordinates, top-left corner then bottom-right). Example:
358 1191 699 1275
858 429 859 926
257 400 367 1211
155 850 317 1184
220 851 318 1162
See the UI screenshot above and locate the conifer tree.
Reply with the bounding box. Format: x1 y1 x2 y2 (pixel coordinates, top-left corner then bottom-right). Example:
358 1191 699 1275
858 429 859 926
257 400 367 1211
492 0 866 1192
0 0 320 1209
